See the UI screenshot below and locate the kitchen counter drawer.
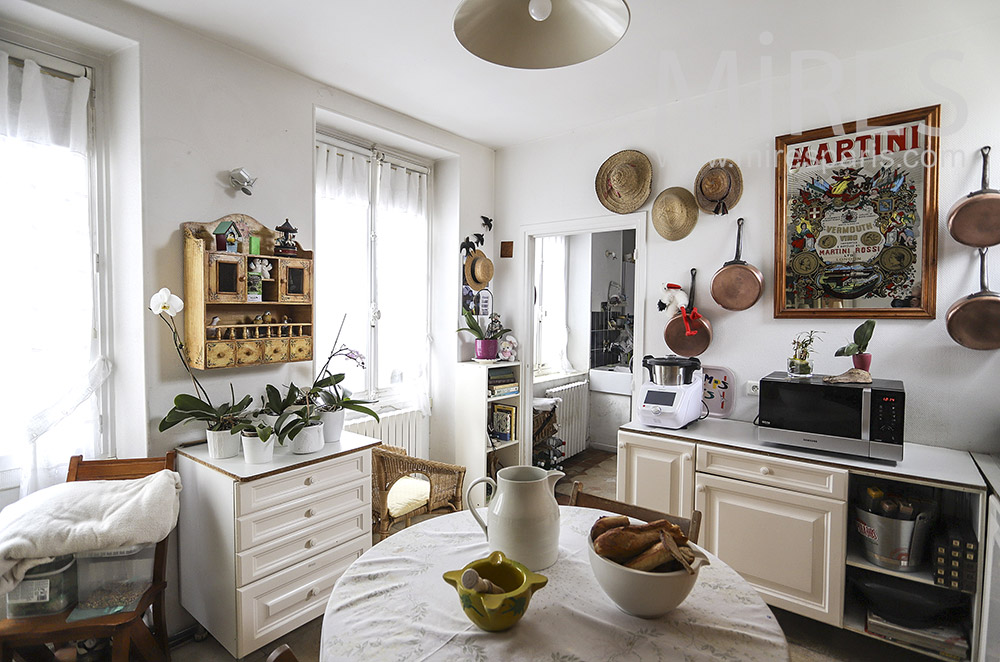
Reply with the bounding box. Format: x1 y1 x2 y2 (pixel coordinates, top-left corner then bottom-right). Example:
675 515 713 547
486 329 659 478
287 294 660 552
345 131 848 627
236 505 371 587
236 535 367 657
697 444 848 500
236 476 370 551
237 450 371 516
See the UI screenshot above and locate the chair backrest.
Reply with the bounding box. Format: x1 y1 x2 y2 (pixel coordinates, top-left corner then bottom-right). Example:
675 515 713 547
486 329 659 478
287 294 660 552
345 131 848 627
66 451 178 584
568 481 701 544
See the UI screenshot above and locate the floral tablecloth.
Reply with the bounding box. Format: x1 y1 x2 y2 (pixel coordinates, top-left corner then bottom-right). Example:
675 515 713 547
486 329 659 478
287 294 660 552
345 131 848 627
321 506 789 662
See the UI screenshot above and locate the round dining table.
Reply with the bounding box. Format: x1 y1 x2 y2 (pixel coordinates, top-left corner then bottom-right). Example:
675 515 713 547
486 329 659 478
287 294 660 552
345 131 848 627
321 506 790 662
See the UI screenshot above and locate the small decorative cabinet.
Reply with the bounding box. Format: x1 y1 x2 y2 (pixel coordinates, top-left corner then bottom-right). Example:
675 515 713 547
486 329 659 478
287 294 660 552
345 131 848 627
183 214 314 369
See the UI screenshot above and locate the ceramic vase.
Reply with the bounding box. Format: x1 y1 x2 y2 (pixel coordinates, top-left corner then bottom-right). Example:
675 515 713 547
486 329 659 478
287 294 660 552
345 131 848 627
242 434 275 464
206 429 240 459
852 353 872 372
321 409 346 443
475 339 498 360
290 422 325 454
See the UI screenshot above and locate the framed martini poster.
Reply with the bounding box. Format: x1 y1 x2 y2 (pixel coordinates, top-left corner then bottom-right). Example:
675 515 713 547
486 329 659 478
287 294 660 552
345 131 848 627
774 105 939 318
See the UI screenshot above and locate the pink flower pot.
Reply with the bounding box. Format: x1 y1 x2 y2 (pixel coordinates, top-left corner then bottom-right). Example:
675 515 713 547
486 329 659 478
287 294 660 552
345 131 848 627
852 353 872 371
475 339 498 360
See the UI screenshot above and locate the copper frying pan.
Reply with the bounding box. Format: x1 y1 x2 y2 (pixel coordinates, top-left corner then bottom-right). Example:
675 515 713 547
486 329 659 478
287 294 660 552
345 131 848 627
711 217 764 310
948 146 1000 247
664 268 713 356
946 247 1000 350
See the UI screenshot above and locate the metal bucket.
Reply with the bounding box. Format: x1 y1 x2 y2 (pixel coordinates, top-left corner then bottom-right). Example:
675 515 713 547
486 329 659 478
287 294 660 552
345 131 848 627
854 507 933 571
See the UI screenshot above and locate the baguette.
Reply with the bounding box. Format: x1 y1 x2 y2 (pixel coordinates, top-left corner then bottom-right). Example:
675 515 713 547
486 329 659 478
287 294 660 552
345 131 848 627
589 515 630 541
593 519 687 561
624 533 696 572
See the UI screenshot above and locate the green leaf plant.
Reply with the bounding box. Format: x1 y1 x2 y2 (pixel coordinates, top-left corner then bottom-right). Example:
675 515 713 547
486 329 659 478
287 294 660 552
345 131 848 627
835 319 876 357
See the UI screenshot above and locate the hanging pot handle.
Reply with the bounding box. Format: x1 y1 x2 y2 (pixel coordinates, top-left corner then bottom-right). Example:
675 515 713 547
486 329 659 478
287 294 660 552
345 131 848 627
734 218 745 261
979 247 990 293
688 268 698 308
982 146 991 191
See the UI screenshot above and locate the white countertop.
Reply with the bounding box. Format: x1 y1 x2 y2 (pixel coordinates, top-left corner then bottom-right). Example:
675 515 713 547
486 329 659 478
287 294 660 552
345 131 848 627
175 431 380 482
622 418 986 490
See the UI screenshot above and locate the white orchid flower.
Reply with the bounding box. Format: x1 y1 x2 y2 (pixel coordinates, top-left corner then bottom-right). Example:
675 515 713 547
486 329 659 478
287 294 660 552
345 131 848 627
149 287 184 317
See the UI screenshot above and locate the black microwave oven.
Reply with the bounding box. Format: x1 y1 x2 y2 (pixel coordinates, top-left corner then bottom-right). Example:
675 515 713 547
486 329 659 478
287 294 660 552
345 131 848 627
757 372 905 461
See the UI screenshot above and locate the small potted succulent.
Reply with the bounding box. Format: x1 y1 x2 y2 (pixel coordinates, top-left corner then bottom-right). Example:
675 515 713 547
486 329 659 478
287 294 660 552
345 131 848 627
458 308 511 360
788 330 822 378
835 319 876 372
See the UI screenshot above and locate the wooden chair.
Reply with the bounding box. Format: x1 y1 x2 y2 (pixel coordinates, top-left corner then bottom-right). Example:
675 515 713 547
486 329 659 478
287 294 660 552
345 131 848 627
0 452 177 662
568 481 702 543
266 643 300 662
372 446 466 541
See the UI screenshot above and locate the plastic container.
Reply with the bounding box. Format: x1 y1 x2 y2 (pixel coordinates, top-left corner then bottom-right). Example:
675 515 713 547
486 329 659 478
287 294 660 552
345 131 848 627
6 555 77 618
71 544 154 619
854 507 933 571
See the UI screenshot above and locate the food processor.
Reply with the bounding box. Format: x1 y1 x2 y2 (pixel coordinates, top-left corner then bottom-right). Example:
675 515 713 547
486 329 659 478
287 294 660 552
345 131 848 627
637 355 704 429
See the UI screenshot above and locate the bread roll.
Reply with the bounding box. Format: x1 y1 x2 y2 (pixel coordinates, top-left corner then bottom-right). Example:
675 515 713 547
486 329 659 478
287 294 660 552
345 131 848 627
593 519 687 561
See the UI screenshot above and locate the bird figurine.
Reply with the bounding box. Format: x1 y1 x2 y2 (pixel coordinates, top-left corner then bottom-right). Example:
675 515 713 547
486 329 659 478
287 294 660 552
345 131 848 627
460 237 477 256
481 215 493 231
207 315 221 339
262 310 273 324
473 233 485 246
281 315 291 337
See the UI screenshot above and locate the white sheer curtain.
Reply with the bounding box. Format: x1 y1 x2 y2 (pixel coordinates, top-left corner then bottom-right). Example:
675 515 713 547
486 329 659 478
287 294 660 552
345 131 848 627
0 51 108 496
535 236 575 374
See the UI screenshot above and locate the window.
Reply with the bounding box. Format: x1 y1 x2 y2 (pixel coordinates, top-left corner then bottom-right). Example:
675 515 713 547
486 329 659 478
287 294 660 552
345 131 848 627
314 133 430 411
1 43 110 495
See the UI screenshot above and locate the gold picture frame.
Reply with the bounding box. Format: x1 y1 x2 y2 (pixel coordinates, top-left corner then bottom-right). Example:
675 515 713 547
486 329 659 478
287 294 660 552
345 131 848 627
774 105 939 318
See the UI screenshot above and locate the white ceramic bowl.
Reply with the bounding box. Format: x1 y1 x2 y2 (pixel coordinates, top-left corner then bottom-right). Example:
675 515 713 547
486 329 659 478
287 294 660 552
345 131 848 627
587 537 709 618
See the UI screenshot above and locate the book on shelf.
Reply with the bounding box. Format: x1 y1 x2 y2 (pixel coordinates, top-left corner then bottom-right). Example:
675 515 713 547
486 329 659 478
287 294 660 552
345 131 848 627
488 368 516 384
490 384 520 396
864 611 968 658
490 403 517 443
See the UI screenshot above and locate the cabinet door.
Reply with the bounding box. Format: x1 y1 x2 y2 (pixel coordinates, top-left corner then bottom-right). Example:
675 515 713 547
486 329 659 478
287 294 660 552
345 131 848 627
980 494 1000 662
279 258 312 303
208 253 246 302
617 431 695 519
695 472 845 626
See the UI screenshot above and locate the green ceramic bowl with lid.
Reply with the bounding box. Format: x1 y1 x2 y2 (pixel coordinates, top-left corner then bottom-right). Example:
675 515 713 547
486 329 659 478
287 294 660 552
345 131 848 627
442 550 547 631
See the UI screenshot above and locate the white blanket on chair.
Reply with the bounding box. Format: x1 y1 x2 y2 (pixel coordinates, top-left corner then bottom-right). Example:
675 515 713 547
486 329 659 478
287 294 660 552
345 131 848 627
0 469 182 596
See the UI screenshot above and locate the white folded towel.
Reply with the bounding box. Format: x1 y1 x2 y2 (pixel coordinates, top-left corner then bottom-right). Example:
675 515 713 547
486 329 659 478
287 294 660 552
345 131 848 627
0 469 182 596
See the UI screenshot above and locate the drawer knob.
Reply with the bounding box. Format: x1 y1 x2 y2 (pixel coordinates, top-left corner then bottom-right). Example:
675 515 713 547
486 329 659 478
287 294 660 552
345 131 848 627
618 442 625 449
306 588 318 599
304 476 315 486
682 453 692 462
305 508 315 518
696 485 705 493
305 538 316 549
760 466 772 476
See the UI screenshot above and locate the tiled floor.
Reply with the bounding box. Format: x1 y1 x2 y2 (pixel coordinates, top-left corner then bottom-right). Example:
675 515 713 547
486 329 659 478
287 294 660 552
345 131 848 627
171 448 939 662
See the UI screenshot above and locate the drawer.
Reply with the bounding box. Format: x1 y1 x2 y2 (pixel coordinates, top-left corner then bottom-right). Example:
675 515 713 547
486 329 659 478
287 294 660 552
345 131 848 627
236 476 370 551
205 341 236 368
237 535 367 658
237 449 371 515
696 445 848 500
236 505 371 586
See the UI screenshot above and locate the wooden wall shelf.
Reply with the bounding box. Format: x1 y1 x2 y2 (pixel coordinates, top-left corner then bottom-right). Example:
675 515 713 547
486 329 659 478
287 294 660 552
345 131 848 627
183 214 314 370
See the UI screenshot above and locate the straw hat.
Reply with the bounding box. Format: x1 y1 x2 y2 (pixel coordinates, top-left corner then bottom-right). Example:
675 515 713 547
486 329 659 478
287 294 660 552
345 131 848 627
464 250 494 291
595 150 653 214
694 159 743 215
651 187 699 241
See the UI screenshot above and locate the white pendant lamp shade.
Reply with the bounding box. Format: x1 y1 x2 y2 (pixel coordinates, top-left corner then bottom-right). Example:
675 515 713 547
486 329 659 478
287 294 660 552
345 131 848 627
454 0 630 69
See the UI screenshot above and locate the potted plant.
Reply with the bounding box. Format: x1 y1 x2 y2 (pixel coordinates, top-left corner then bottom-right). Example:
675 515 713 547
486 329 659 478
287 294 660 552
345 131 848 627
232 414 278 464
457 309 511 360
274 400 326 454
788 330 822 378
306 328 379 442
835 319 876 372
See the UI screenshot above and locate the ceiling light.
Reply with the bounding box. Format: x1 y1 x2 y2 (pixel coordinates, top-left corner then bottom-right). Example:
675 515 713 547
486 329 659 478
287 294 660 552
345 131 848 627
454 0 630 70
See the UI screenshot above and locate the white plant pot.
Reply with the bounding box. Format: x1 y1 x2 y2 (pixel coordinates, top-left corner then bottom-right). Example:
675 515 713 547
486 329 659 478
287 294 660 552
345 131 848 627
321 410 346 443
242 434 275 464
206 429 240 459
290 422 325 454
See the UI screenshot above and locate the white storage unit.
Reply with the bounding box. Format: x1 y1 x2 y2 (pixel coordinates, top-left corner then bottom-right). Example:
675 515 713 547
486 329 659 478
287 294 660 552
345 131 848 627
616 430 695 519
176 433 379 659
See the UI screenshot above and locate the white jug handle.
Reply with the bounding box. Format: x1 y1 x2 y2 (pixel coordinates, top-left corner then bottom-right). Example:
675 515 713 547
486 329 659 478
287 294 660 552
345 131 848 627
466 475 496 537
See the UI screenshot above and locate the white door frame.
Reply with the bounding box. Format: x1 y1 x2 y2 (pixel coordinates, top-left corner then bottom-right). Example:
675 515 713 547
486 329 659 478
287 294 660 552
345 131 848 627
518 212 648 465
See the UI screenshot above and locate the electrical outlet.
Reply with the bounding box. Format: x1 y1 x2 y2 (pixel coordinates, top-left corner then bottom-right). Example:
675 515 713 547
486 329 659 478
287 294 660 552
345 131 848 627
745 380 760 396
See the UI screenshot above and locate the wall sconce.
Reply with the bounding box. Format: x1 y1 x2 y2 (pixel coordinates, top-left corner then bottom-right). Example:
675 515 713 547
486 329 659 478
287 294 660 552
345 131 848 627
229 168 256 196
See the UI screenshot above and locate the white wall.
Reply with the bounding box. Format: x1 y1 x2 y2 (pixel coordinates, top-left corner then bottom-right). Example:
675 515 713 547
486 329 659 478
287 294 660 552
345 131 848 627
495 18 1000 452
591 231 623 311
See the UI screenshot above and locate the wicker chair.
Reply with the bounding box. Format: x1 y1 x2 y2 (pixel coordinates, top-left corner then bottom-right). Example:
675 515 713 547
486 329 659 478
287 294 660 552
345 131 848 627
372 446 466 541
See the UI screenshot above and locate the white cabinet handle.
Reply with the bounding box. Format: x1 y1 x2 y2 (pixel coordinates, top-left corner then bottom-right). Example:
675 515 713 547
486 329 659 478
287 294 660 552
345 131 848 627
304 476 315 486
696 485 705 493
306 588 318 599
305 508 315 518
682 453 692 462
305 538 316 549
618 442 626 449
760 466 772 476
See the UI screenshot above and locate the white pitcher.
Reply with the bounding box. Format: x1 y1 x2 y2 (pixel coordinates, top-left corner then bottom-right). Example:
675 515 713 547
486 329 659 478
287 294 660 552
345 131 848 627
466 465 564 571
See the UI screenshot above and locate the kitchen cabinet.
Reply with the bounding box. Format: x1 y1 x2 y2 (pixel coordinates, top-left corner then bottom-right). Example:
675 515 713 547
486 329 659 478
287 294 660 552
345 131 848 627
175 433 379 659
616 430 695 519
183 214 314 369
621 419 987 661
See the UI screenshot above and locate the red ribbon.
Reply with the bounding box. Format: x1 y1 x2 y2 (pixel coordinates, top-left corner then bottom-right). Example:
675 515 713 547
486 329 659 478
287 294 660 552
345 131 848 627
681 306 702 336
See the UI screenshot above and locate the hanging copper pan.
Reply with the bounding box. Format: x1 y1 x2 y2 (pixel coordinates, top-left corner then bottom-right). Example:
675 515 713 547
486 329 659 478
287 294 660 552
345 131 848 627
711 217 764 310
664 268 713 356
946 247 1000 350
947 146 1000 247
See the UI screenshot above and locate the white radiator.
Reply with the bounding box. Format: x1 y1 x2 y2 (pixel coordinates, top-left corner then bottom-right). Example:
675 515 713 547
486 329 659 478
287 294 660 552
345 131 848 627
545 380 589 459
345 408 428 458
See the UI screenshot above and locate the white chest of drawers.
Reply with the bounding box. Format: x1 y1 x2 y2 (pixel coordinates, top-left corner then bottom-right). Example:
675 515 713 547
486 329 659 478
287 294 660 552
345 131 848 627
176 433 379 659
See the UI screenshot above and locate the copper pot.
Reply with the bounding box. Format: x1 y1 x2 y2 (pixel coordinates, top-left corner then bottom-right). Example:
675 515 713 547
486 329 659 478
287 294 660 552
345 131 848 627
664 268 712 356
947 146 1000 248
946 247 1000 350
711 217 764 311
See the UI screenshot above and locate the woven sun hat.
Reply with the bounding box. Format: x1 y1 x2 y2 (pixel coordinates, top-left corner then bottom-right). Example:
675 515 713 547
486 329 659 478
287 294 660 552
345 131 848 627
651 187 699 241
464 250 495 291
694 159 743 215
595 149 653 214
